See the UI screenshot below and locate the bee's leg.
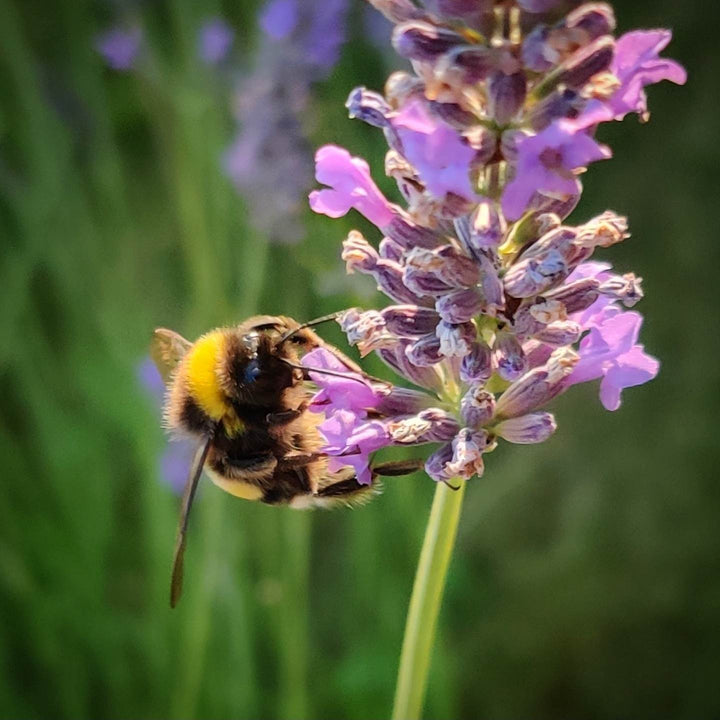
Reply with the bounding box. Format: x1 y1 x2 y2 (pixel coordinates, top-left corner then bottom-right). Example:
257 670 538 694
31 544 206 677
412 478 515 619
277 452 323 469
371 458 424 477
266 403 308 426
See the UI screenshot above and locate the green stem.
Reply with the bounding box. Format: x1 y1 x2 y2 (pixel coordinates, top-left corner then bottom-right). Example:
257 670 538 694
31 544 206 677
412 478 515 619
391 479 466 720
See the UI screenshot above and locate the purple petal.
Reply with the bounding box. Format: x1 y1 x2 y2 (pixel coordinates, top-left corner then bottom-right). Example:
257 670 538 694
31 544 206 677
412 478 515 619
309 145 394 228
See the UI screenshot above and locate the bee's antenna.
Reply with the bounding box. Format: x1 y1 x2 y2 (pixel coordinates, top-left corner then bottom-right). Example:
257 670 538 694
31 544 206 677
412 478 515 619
279 311 348 343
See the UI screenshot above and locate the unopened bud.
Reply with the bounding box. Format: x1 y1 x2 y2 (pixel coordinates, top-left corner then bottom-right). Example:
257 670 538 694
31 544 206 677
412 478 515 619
393 21 465 61
386 213 440 249
378 340 444 391
339 309 396 356
425 443 454 482
565 3 616 40
598 272 643 307
492 329 528 381
378 387 435 416
555 36 615 90
468 199 506 253
488 71 527 124
366 0 424 23
437 320 477 357
533 320 581 345
346 87 391 128
384 71 425 108
460 341 492 383
445 428 490 479
342 231 379 273
494 412 557 444
494 347 578 417
406 333 444 366
503 249 568 298
461 385 496 427
436 288 483 323
382 305 440 336
542 277 600 313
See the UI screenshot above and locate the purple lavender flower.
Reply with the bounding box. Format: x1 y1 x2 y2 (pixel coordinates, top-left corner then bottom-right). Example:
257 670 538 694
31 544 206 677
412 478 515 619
137 358 194 494
309 146 395 228
567 310 659 411
198 18 235 65
95 27 142 71
501 120 611 221
225 0 350 244
302 1 684 483
390 100 478 201
259 0 300 39
580 30 687 126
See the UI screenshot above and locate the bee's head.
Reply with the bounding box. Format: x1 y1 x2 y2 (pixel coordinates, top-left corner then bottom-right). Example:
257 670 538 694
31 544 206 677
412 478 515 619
222 317 315 406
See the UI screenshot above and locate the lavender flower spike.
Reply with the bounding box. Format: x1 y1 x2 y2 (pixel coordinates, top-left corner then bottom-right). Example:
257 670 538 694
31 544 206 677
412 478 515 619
303 0 683 487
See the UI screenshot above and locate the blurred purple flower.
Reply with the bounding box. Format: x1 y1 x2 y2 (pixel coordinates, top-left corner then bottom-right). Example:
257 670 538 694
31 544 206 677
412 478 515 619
95 27 142 71
198 18 235 65
225 0 350 244
136 357 193 494
259 0 300 40
501 120 611 220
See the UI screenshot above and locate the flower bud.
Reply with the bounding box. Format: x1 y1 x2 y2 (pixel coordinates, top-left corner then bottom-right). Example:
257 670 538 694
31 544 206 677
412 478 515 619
494 412 557 444
529 88 583 130
342 230 379 273
425 443 454 482
488 71 527 124
393 21 465 62
494 347 578 418
403 266 455 297
406 333 444 366
461 386 496 427
339 309 396 356
500 128 529 163
417 408 461 442
385 71 425 108
460 341 492 383
379 237 405 262
533 320 581 345
382 305 440 336
386 213 440 249
378 341 445 391
430 100 477 129
346 87 391 128
503 249 568 298
477 253 505 314
598 272 643 307
437 320 477 357
436 288 483 323
565 3 616 40
522 25 553 73
378 387 435 416
542 277 600 313
554 36 615 90
492 329 528 382
465 199 506 254
374 259 434 305
366 0 424 23
445 428 490 479
575 211 629 250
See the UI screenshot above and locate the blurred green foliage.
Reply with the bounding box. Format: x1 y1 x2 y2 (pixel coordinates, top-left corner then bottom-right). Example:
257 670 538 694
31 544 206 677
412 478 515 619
0 1 718 718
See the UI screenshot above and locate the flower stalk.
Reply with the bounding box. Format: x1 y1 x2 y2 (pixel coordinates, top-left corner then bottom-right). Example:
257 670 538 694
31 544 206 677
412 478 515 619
392 479 466 720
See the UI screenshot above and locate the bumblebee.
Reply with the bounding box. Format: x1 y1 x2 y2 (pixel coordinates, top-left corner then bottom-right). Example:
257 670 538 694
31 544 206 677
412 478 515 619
151 314 420 606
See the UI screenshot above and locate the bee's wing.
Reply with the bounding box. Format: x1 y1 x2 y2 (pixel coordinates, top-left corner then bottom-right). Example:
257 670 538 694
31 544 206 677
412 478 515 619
151 328 193 383
170 436 212 608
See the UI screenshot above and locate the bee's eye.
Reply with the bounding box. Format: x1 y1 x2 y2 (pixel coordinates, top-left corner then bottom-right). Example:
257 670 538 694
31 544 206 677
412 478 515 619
243 359 261 384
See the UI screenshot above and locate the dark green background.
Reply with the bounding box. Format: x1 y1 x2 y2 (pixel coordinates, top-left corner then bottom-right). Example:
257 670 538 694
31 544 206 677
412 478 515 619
0 1 716 718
